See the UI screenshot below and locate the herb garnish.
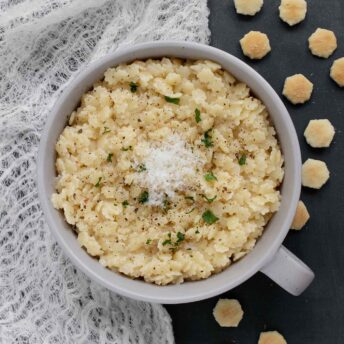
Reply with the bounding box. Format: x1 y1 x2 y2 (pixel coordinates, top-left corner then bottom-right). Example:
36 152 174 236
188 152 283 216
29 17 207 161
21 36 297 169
138 191 149 204
106 153 113 162
122 200 129 208
201 129 213 147
103 127 111 134
164 96 180 105
95 177 102 187
202 210 219 225
121 146 132 151
146 239 152 245
130 81 138 93
204 171 217 181
162 232 185 248
238 154 247 165
202 194 217 203
162 233 172 246
137 164 147 172
195 108 201 123
162 239 172 246
176 232 185 244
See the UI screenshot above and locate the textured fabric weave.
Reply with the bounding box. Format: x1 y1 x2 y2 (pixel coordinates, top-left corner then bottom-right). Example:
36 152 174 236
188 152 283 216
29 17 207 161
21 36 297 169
0 1 210 342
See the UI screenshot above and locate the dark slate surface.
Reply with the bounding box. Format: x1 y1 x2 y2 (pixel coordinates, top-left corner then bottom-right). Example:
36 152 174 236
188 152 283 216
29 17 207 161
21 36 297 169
165 1 344 343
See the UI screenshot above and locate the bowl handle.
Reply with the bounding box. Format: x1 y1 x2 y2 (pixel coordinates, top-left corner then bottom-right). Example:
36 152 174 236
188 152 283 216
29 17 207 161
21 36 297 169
260 245 314 296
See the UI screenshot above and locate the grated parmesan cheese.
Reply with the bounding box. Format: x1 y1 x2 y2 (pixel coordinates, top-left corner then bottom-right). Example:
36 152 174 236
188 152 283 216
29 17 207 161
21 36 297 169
135 134 203 205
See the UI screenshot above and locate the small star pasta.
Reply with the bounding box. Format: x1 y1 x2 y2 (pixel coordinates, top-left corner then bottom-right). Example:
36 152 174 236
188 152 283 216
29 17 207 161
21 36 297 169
52 58 284 285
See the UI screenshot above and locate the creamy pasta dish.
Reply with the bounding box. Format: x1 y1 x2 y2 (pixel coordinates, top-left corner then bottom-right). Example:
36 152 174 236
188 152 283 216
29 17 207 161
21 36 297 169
52 58 284 285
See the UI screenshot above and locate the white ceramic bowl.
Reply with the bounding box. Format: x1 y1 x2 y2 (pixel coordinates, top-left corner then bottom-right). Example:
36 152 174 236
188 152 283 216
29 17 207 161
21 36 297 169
37 41 314 304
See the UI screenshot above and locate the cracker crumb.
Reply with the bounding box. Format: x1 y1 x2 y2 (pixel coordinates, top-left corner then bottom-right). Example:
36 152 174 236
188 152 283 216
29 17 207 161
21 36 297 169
213 299 244 327
302 159 329 189
330 57 344 87
304 119 335 148
308 28 337 58
240 31 271 60
291 201 310 230
258 331 287 344
279 0 307 26
282 74 313 104
234 0 263 16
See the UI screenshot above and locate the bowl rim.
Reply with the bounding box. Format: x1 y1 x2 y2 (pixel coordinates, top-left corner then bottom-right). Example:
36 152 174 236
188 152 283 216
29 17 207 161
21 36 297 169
37 41 301 304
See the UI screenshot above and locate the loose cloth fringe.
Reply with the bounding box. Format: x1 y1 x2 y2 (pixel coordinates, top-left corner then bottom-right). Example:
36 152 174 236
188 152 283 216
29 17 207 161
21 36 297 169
0 0 210 343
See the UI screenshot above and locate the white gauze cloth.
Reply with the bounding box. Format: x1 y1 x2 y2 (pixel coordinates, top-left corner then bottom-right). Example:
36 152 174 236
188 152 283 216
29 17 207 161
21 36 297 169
0 1 210 343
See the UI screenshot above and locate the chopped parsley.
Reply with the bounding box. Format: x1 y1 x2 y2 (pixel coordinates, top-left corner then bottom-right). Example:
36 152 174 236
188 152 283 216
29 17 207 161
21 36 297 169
106 153 113 162
185 207 195 214
162 239 172 246
121 146 132 151
164 96 180 105
103 127 111 134
202 194 217 203
95 177 102 187
238 154 247 165
138 191 149 204
137 164 147 172
130 81 138 93
195 108 201 123
162 232 185 248
146 239 152 245
202 210 219 225
204 171 217 181
122 200 129 208
201 129 213 148
176 231 185 244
